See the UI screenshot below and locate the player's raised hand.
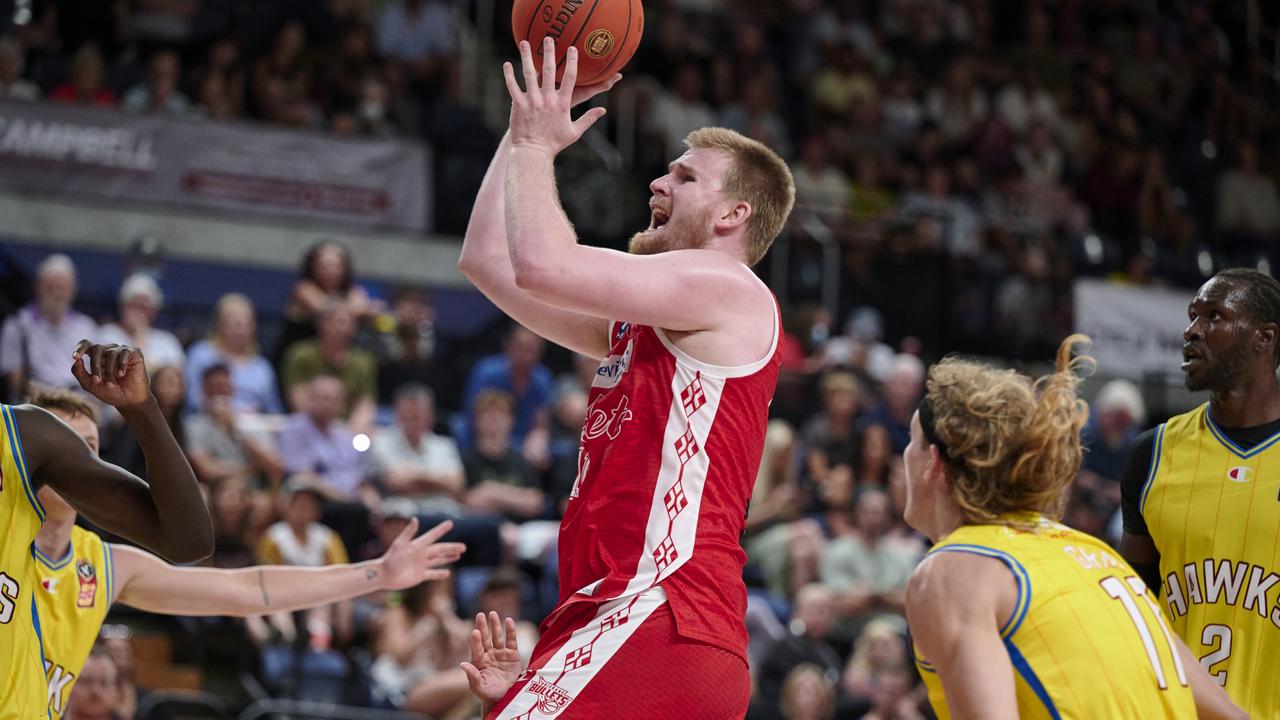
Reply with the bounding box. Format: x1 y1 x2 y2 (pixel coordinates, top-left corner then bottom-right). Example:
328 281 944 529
71 340 151 409
375 518 466 590
460 611 523 705
504 37 608 155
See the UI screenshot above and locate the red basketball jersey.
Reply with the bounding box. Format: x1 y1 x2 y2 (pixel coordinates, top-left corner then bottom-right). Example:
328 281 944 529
549 299 780 662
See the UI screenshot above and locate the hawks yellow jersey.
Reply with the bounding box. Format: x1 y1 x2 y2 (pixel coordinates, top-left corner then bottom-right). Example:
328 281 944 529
913 516 1195 719
0 404 52 720
32 526 114 719
1141 404 1280 718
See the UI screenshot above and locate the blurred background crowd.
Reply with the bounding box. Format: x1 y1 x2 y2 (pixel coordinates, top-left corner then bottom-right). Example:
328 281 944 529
1 0 1278 718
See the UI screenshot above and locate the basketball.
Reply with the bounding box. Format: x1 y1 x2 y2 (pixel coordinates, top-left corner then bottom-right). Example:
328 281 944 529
511 0 644 86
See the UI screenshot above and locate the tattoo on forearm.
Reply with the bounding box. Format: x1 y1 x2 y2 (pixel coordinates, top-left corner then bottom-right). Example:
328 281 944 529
366 568 378 581
258 569 270 607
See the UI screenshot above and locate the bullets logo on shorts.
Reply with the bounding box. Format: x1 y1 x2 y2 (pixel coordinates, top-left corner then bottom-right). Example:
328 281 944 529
527 675 573 715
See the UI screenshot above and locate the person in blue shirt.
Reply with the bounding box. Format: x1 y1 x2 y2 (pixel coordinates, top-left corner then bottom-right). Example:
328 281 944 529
452 324 553 449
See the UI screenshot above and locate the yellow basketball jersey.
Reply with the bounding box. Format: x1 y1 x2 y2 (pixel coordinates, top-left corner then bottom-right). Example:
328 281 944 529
913 516 1196 719
32 527 114 719
0 404 52 720
1141 403 1280 718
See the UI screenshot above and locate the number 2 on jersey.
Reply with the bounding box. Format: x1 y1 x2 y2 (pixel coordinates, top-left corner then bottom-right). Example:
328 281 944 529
1100 576 1188 690
1199 624 1232 686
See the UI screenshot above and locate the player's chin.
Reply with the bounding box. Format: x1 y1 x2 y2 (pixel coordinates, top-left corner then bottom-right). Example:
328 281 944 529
1182 369 1209 392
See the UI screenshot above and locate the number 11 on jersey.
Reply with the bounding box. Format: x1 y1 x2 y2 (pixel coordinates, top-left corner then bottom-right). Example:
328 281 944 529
1100 575 1189 690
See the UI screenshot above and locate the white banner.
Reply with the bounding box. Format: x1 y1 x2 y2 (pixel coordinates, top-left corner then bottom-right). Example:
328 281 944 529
1073 278 1189 383
0 99 429 231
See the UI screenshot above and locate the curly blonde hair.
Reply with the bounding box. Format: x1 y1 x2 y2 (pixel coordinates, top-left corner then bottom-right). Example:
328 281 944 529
923 334 1094 525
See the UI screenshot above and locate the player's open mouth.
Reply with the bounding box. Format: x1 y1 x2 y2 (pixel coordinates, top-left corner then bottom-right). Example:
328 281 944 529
650 203 669 228
1181 346 1203 371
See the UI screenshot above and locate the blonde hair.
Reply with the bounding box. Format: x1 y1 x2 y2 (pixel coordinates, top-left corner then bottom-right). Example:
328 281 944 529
847 618 906 676
472 388 516 416
924 334 1093 525
685 127 795 266
28 387 99 424
210 292 258 354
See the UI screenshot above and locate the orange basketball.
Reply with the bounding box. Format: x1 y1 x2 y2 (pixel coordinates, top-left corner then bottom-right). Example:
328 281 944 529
512 0 644 86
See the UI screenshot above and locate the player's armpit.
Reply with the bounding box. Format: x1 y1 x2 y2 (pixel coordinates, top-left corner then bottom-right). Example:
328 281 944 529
1119 532 1163 596
906 552 1020 720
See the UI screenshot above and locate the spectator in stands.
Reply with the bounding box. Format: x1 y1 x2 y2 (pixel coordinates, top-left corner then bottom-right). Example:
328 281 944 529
103 364 188 480
371 579 470 712
810 41 877 121
754 584 842 718
864 354 925 453
208 474 263 569
98 273 185 371
899 164 981 257
646 62 716 160
1014 120 1065 185
257 475 355 648
277 375 365 500
122 48 190 116
792 134 852 223
376 0 459 106
0 254 98 401
719 75 792 159
456 325 552 449
63 648 121 720
1217 142 1280 257
801 371 865 485
746 421 821 599
96 635 140 720
315 20 377 114
841 617 910 707
368 384 464 516
995 67 1058 136
541 385 590 516
282 302 378 434
250 20 318 127
192 35 245 121
374 286 438 405
773 663 837 720
278 241 381 354
0 35 40 101
925 57 987 143
462 389 544 522
185 364 285 488
185 293 283 414
49 43 117 107
861 666 925 720
821 489 923 622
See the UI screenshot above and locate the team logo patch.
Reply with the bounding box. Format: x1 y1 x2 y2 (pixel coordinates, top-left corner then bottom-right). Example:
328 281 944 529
75 560 97 608
526 675 573 715
1227 466 1252 483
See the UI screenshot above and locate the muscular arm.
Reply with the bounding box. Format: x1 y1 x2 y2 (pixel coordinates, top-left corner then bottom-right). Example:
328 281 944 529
905 552 1020 720
111 519 464 615
1119 428 1162 594
458 130 611 359
18 402 213 564
505 147 771 335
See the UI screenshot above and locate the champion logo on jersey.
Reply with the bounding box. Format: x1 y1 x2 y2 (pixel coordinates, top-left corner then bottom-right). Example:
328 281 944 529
41 577 59 592
1227 466 1253 483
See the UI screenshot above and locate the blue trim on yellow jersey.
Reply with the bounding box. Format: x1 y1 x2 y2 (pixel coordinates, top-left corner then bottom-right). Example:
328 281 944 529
31 595 52 719
104 542 114 605
911 643 936 673
30 542 73 571
1204 405 1280 458
928 544 1031 639
2 405 45 522
1005 638 1062 720
1138 423 1165 514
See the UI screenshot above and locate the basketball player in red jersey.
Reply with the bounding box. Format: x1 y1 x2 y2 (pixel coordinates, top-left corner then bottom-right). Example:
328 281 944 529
457 38 795 719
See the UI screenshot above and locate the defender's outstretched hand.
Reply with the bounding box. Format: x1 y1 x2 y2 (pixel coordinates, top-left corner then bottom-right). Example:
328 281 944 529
460 611 523 707
71 340 151 409
504 37 609 156
375 518 466 590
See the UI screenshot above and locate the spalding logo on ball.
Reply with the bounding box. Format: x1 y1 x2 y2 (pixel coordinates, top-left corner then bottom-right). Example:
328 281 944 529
513 0 645 85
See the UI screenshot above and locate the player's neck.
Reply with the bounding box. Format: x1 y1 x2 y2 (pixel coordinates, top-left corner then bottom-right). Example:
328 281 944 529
33 515 75 562
1210 376 1280 427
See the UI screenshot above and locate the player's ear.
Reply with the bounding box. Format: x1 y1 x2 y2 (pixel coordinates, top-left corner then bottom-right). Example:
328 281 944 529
716 200 751 231
1256 323 1278 356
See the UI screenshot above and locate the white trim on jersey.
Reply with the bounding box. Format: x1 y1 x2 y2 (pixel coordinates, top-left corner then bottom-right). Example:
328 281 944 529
651 278 780 379
620 362 725 598
494 587 669 720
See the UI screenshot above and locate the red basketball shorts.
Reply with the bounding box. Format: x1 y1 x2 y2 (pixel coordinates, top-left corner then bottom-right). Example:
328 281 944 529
487 586 749 720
